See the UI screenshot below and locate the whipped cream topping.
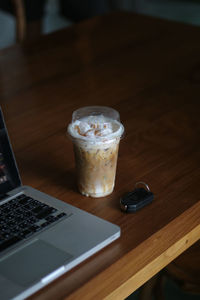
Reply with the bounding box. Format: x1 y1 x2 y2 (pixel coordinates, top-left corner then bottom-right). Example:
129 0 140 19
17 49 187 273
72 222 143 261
68 115 124 142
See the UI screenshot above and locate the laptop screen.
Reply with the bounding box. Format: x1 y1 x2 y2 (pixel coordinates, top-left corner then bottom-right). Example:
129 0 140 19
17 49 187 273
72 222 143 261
0 108 21 198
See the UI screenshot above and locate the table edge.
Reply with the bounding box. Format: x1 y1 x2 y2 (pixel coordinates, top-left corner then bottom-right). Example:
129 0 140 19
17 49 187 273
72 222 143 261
65 200 200 300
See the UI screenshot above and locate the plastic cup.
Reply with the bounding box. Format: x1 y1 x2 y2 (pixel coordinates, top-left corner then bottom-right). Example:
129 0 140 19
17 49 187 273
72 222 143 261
68 106 124 198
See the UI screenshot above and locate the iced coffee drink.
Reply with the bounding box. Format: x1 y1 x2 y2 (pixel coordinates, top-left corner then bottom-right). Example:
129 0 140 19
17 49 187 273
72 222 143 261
68 106 124 198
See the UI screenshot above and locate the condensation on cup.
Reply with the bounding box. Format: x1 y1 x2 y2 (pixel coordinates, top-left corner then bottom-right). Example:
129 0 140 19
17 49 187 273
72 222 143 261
67 106 124 198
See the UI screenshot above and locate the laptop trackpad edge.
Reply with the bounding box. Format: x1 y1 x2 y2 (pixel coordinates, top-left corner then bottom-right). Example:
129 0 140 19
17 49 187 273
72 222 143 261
0 240 73 287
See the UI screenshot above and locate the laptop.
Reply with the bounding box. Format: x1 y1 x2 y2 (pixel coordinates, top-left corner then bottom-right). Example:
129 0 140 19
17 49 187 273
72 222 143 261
0 107 120 300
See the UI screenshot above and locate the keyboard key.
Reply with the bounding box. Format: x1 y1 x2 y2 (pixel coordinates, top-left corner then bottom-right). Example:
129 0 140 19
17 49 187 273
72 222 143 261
32 205 46 214
16 194 26 200
57 213 67 219
45 215 56 222
18 198 29 205
41 222 50 228
30 225 41 232
21 229 33 238
36 207 57 219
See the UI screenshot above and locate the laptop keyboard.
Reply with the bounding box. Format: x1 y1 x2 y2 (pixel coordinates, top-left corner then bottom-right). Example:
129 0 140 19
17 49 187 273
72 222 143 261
0 194 67 253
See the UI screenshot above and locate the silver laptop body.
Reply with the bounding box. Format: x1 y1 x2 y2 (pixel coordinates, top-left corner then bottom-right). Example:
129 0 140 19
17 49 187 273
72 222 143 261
0 108 120 300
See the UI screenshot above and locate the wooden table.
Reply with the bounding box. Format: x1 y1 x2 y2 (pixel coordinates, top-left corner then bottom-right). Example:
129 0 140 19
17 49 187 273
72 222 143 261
0 12 200 300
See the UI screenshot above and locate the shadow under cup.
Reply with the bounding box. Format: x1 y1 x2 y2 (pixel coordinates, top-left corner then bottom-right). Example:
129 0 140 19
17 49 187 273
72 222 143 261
68 106 124 198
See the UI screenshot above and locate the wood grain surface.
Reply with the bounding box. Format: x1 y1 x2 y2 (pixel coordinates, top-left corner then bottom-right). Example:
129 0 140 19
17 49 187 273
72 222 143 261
0 12 200 300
